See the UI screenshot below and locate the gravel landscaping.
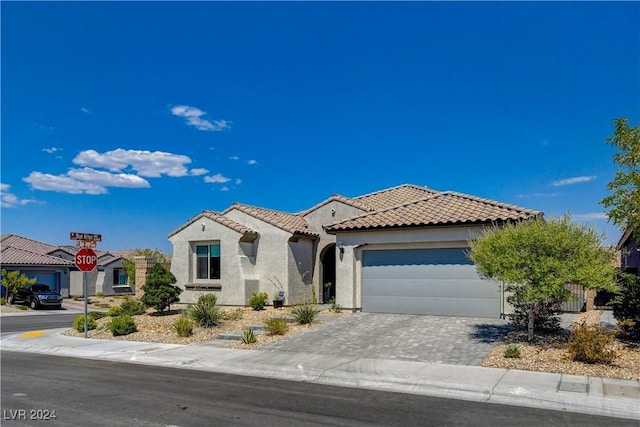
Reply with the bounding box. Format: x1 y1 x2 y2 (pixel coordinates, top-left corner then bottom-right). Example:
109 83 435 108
481 310 640 381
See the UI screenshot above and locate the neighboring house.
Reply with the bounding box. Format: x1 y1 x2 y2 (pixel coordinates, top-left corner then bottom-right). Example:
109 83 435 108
617 229 639 274
0 234 131 297
169 184 541 318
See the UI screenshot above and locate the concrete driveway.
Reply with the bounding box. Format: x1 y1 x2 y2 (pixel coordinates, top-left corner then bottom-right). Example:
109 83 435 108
259 312 512 366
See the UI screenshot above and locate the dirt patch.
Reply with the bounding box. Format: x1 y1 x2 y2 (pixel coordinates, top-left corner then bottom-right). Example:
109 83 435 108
481 310 640 381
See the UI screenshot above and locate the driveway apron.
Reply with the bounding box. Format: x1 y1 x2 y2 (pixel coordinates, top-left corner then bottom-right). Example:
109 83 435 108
259 312 512 366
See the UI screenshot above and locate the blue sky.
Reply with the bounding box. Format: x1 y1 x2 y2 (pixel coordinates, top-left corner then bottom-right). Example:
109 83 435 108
1 2 639 254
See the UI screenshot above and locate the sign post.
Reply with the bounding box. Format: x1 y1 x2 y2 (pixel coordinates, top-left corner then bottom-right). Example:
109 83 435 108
71 233 101 338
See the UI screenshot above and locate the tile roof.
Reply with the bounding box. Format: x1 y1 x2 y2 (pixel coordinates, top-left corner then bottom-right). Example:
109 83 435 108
325 191 541 232
354 184 440 211
167 210 259 239
1 234 60 255
0 246 74 266
298 194 375 216
225 203 319 238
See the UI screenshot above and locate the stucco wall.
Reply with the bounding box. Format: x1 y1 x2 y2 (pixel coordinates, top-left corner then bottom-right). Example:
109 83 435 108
303 200 367 302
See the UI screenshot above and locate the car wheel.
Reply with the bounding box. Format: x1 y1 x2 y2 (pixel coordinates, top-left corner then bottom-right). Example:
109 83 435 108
30 298 39 310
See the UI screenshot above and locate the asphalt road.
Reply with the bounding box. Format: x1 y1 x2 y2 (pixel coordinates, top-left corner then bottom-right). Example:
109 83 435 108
1 352 635 427
0 313 79 333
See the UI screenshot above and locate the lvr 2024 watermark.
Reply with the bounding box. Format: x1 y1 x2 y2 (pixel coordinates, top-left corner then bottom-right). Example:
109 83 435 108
3 409 57 421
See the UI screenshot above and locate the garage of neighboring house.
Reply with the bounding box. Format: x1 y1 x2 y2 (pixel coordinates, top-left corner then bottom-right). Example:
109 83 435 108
361 248 502 318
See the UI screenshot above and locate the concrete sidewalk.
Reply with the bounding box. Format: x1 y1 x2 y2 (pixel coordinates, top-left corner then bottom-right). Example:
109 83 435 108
1 329 638 421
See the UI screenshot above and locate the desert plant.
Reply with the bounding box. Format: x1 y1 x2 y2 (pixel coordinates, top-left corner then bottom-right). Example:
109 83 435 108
107 306 123 317
174 316 194 337
119 299 147 316
72 295 79 301
612 272 640 339
95 291 105 298
0 298 6 306
108 315 137 336
222 308 244 321
88 311 109 320
188 294 223 327
72 314 97 333
328 297 342 313
504 344 521 358
1 269 36 306
506 286 563 334
292 304 319 324
242 329 256 344
567 325 616 364
249 291 269 311
264 317 289 335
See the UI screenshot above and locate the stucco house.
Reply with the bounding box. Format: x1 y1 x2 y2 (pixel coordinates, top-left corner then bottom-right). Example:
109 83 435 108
169 184 541 318
617 229 639 275
0 234 131 298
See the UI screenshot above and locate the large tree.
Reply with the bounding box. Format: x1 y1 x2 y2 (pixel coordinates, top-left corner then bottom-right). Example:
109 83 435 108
601 117 640 240
469 215 617 341
1 270 36 306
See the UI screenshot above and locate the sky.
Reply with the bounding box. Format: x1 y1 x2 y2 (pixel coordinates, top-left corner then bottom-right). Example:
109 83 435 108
1 1 639 255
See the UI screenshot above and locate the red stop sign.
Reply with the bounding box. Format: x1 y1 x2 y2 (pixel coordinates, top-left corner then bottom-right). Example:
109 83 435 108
75 248 98 272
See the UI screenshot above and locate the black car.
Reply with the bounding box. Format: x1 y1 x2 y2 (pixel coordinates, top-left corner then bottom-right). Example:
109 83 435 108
10 284 63 310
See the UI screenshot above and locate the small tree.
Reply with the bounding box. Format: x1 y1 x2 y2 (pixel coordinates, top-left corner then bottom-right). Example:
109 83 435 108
601 117 640 241
140 263 181 314
1 269 36 306
469 215 617 341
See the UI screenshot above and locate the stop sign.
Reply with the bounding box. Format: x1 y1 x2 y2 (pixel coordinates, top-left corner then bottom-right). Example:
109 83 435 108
75 248 98 272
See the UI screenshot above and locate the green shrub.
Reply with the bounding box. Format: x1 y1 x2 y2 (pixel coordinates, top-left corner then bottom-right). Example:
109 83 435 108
249 291 269 311
18 305 28 310
88 311 109 320
95 291 105 298
506 287 563 333
613 273 640 339
72 295 79 301
108 315 137 336
174 316 194 337
119 299 147 316
0 297 6 306
292 304 319 324
264 317 289 335
242 329 256 344
107 306 123 317
504 344 521 358
188 295 223 327
72 314 97 333
567 325 616 364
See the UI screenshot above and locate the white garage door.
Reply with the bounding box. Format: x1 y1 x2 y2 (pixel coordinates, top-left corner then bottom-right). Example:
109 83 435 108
362 248 501 318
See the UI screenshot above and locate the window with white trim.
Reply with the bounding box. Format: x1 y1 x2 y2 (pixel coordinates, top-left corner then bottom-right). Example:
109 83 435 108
196 243 221 280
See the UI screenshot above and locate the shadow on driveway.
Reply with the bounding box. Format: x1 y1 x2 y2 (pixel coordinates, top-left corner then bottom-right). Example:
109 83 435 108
468 323 514 344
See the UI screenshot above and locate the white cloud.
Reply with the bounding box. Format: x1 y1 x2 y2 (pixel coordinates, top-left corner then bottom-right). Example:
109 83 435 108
220 186 230 192
551 176 596 187
23 172 108 195
170 105 231 131
81 107 91 114
190 168 209 176
204 173 231 184
573 212 608 221
67 168 150 188
0 183 39 208
43 147 62 154
235 178 242 185
73 149 192 178
248 159 257 165
230 156 239 161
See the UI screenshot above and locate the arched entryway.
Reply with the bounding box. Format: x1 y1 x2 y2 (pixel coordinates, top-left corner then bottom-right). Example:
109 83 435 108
321 244 336 303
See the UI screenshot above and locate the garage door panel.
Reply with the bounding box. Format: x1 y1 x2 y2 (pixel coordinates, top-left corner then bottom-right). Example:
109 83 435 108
362 248 500 318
